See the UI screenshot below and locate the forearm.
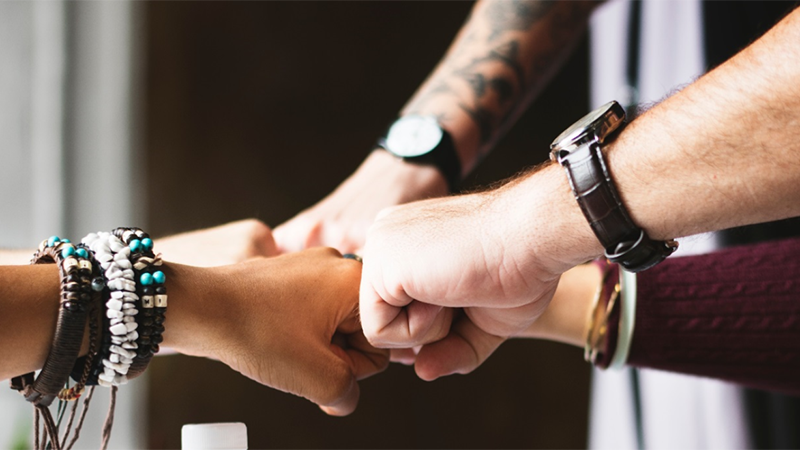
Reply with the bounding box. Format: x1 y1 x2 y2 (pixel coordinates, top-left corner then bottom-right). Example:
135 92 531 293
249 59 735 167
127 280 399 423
0 265 61 380
499 7 800 273
402 0 599 175
608 6 800 241
0 262 214 381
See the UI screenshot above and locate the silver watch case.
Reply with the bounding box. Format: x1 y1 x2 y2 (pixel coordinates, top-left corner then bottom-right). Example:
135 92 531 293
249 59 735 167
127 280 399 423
549 101 626 162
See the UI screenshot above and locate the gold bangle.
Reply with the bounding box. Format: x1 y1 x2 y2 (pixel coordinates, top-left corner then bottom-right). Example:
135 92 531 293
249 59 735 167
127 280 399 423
588 283 620 364
583 261 621 363
583 280 605 362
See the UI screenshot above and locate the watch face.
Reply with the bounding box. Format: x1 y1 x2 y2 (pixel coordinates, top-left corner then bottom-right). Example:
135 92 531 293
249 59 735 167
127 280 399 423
385 115 443 157
550 101 625 154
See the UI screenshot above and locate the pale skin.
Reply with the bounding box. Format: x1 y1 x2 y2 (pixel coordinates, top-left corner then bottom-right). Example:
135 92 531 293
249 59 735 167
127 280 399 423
0 222 388 416
360 6 800 380
0 219 278 267
390 262 601 368
273 0 600 254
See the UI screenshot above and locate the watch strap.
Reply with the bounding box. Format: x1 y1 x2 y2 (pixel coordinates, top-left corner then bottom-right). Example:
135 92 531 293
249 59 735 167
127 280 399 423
378 126 462 194
558 142 677 272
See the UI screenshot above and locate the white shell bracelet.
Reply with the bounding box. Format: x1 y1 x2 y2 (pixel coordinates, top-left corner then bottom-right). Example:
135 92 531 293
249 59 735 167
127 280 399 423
82 231 140 387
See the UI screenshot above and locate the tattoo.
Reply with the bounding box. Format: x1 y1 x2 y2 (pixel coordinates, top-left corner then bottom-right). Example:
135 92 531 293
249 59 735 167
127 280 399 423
458 103 495 144
488 77 515 105
470 40 526 92
459 71 487 98
406 1 596 154
486 0 556 40
405 79 455 114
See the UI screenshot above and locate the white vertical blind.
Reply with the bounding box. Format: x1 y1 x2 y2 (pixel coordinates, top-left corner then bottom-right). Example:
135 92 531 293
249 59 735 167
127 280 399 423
0 2 146 448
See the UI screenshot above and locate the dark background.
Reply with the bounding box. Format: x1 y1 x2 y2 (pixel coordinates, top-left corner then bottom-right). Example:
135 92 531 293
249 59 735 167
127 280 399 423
144 1 591 448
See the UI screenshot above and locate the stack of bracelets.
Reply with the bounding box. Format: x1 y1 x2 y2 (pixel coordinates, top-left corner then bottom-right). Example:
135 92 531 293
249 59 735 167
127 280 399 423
10 227 167 450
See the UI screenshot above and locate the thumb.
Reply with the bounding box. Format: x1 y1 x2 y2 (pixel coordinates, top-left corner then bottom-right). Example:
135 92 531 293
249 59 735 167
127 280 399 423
413 315 506 381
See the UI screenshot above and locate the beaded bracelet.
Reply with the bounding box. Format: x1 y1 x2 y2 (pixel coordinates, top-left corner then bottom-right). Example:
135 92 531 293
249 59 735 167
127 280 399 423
82 232 140 387
11 237 99 408
112 227 167 379
60 241 107 401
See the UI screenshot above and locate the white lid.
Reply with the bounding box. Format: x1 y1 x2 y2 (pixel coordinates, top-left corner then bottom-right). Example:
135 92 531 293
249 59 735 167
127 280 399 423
181 422 248 450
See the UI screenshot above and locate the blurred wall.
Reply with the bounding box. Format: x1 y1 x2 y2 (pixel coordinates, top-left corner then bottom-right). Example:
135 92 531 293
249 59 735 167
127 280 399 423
0 2 145 449
144 2 591 448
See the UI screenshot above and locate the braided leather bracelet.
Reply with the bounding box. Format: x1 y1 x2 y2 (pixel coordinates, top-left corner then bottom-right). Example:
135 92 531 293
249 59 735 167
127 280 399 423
11 237 100 407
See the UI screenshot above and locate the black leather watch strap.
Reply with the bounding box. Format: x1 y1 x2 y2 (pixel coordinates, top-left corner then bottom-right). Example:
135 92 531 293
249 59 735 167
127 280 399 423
377 117 462 194
377 128 461 194
558 142 677 272
421 128 461 194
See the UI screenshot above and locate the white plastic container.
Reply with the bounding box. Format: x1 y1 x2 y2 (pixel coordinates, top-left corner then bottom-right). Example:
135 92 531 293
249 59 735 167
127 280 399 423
181 422 248 450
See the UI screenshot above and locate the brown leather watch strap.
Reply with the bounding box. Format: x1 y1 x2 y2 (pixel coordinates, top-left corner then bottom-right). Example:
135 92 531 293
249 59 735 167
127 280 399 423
558 141 677 272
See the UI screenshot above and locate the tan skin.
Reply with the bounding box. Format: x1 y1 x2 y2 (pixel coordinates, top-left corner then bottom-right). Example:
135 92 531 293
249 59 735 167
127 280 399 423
0 246 388 417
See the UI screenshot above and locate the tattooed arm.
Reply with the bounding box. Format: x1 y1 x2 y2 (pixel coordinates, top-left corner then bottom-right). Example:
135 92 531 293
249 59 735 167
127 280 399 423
274 0 601 253
403 0 600 173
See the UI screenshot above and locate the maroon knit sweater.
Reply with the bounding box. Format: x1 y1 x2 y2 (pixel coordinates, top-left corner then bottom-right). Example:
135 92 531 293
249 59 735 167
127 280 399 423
611 236 800 396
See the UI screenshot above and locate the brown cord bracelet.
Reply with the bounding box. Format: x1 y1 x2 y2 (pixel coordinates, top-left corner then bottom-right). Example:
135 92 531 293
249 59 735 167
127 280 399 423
11 238 99 408
10 237 104 450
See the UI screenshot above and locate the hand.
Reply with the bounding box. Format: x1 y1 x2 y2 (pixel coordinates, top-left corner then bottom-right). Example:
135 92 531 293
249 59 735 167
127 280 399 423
156 219 278 267
163 248 389 416
359 187 562 380
273 150 448 254
390 262 603 373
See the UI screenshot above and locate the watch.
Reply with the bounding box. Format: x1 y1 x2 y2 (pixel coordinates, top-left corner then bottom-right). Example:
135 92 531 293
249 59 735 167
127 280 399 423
550 100 677 272
378 115 462 193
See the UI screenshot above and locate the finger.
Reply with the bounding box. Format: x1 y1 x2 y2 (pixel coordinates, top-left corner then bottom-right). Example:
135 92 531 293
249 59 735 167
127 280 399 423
338 332 390 380
360 287 454 347
390 348 418 365
273 218 325 254
464 301 548 338
320 222 357 254
359 268 454 347
272 224 299 254
337 312 361 335
413 316 506 381
374 205 400 222
299 346 362 416
358 277 404 345
318 375 359 417
255 225 280 258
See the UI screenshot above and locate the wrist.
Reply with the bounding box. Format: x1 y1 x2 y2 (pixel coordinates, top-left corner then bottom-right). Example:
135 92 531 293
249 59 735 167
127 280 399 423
359 149 449 201
160 262 230 359
490 162 603 278
519 263 602 346
396 108 481 177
